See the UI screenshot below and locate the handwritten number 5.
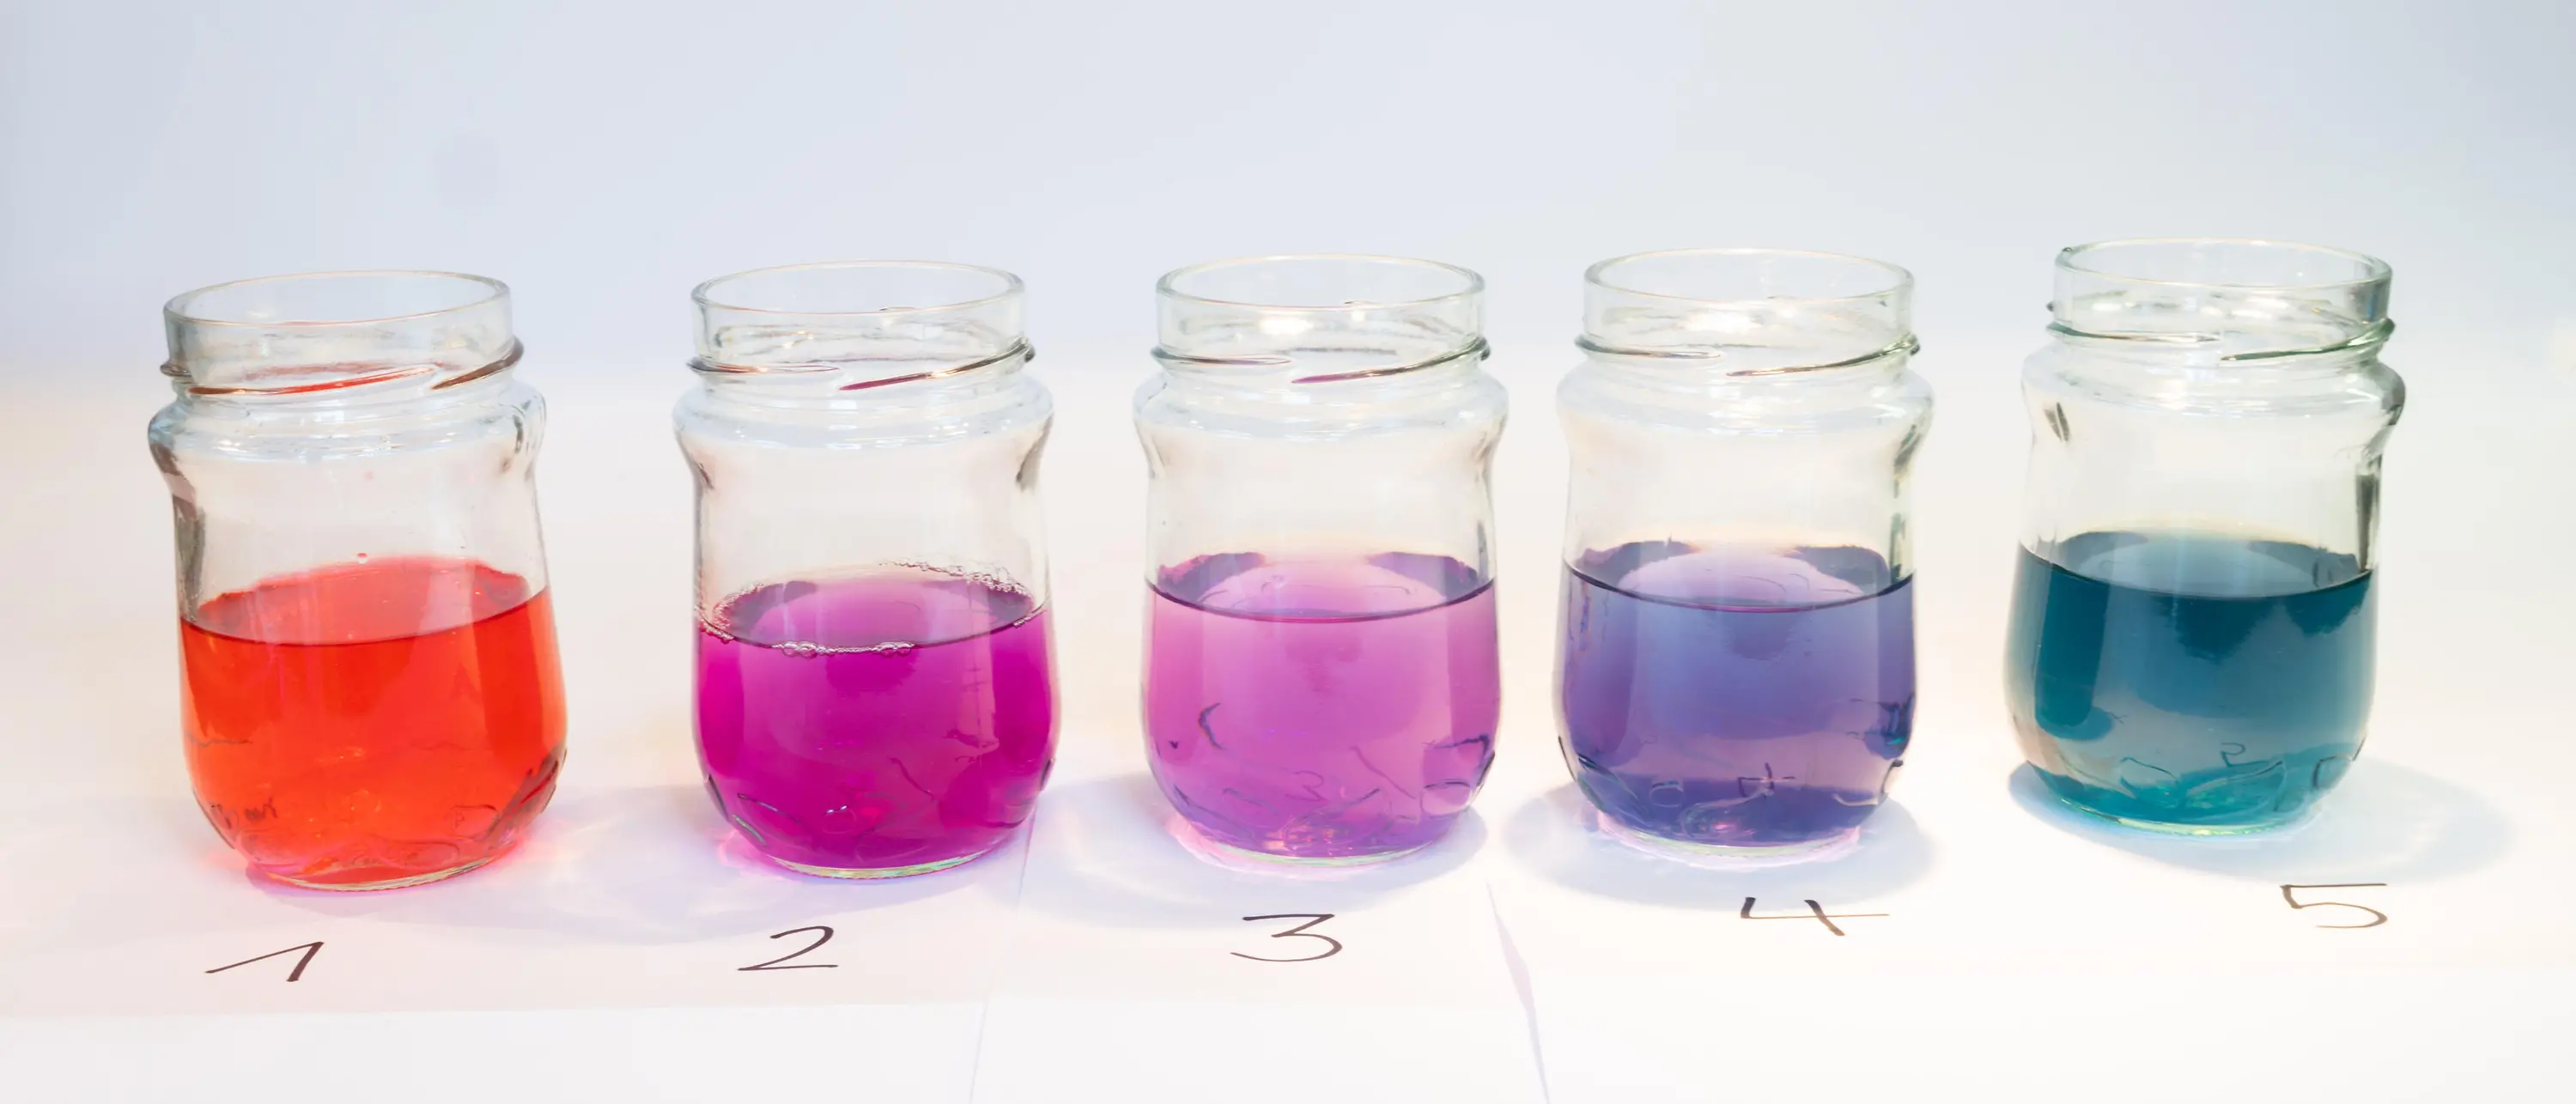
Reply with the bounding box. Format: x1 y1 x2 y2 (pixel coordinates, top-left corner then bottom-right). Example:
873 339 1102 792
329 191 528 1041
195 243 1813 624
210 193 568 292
207 941 323 983
739 925 841 971
2281 883 2387 929
1232 913 1342 962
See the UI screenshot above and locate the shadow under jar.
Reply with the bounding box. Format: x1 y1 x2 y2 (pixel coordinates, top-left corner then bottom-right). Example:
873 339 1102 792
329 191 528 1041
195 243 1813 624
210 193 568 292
1138 255 1507 866
150 271 567 890
1557 249 1932 863
677 262 1058 878
2006 239 2403 834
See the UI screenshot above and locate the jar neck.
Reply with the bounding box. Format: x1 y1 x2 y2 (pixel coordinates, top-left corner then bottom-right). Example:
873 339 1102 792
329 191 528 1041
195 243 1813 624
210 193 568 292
1577 248 1916 388
691 262 1029 407
2047 238 2393 365
1153 334 1489 400
168 369 528 428
1153 254 1485 399
1577 341 1915 395
690 348 1037 412
161 270 517 398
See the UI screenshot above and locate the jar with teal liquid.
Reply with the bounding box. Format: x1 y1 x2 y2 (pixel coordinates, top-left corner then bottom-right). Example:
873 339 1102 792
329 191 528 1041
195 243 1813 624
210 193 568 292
2005 239 2403 834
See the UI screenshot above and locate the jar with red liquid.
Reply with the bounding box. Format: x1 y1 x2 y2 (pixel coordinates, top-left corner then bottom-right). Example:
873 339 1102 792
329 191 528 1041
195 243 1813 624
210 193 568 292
1557 250 1930 864
149 271 567 890
676 262 1058 878
1138 255 1506 866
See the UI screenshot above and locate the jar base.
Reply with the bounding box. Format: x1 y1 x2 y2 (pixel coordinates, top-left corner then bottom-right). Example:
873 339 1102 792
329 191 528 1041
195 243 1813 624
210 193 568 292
264 855 496 892
1594 810 1862 869
1166 816 1431 875
2049 796 2324 838
769 850 992 880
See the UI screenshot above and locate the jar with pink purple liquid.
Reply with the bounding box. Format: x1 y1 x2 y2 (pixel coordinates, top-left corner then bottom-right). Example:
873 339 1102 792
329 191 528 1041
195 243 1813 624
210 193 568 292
676 262 1057 878
1138 255 1506 866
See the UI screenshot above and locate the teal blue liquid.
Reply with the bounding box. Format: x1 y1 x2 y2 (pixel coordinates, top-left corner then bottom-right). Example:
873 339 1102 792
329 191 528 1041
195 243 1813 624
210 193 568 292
2004 531 2374 832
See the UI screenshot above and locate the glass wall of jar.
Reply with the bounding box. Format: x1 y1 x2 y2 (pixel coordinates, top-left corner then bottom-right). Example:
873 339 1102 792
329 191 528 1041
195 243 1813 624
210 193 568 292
1557 249 1931 863
1137 255 1506 865
2006 239 2403 834
677 262 1056 878
149 271 566 890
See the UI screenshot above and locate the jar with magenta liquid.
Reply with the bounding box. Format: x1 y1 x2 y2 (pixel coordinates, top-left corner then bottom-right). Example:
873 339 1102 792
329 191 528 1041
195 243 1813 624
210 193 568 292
149 271 568 890
2007 239 2403 834
1557 250 1932 863
677 262 1058 878
1138 255 1506 865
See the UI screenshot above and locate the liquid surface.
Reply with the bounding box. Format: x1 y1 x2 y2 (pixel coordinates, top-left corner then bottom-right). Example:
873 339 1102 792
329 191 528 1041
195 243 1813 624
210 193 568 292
2005 531 2375 830
1144 553 1500 860
180 557 566 888
1558 543 1915 849
696 568 1057 875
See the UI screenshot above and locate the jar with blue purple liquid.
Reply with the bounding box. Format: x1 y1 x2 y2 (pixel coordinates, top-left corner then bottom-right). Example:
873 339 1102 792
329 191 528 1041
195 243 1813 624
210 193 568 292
2007 240 2402 834
1557 249 1931 863
676 262 1057 877
1138 255 1506 866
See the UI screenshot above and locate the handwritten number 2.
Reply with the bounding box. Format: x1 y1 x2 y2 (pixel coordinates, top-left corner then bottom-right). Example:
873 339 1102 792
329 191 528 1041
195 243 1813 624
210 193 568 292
1231 913 1342 962
739 925 840 971
207 941 323 983
2281 883 2388 929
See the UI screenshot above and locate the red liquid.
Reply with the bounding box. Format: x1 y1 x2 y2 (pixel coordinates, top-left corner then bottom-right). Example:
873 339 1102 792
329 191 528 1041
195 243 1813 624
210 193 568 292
179 556 567 889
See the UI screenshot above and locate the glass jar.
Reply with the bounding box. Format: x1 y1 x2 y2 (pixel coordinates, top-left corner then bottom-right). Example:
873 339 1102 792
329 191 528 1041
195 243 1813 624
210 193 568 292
676 262 1056 878
1556 249 1931 862
2006 239 2403 834
1137 255 1505 865
149 270 566 890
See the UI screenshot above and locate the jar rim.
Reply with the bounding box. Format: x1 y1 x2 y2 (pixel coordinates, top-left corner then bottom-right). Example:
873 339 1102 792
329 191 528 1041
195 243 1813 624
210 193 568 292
692 260 1024 317
164 270 508 329
1156 253 1485 311
2058 238 2391 292
1585 248 1913 306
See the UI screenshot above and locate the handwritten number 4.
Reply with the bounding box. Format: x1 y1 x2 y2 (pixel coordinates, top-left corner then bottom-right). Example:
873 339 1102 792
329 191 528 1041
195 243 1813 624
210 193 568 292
207 941 323 983
1232 913 1343 962
1740 897 1886 937
2281 883 2388 929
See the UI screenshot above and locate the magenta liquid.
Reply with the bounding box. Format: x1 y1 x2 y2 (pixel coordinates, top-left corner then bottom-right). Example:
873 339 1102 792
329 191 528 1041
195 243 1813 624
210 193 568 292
696 568 1056 877
1144 552 1500 862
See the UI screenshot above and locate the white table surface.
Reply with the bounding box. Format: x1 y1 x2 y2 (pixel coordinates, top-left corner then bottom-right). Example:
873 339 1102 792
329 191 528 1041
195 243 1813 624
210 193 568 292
1 337 2567 1102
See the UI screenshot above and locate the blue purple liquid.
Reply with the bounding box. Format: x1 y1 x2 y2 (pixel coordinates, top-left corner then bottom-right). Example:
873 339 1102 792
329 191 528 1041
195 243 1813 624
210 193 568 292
2006 531 2373 832
1144 552 1500 863
1558 543 1915 852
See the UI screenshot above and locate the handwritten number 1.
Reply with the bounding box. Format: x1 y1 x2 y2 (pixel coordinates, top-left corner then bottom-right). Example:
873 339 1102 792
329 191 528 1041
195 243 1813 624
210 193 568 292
1231 913 1343 962
739 925 840 971
207 941 323 983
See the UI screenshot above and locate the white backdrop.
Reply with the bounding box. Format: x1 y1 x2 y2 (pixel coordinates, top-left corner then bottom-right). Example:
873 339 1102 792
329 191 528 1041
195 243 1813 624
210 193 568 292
3 0 2573 368
3 3 2574 1102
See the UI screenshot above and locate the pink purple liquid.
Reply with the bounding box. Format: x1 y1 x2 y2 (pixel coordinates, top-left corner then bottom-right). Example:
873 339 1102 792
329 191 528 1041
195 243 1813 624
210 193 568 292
695 567 1056 877
1144 553 1500 861
1558 543 1915 851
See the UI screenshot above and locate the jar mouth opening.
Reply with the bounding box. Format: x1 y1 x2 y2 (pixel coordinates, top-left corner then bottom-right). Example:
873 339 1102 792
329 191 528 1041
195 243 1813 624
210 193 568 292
2058 239 2391 293
692 261 1024 318
1585 248 1913 306
1156 254 1485 312
165 270 508 329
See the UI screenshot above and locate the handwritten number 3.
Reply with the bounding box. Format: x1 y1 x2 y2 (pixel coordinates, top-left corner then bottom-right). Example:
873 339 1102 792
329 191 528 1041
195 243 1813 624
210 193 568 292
739 925 841 971
1231 913 1342 962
